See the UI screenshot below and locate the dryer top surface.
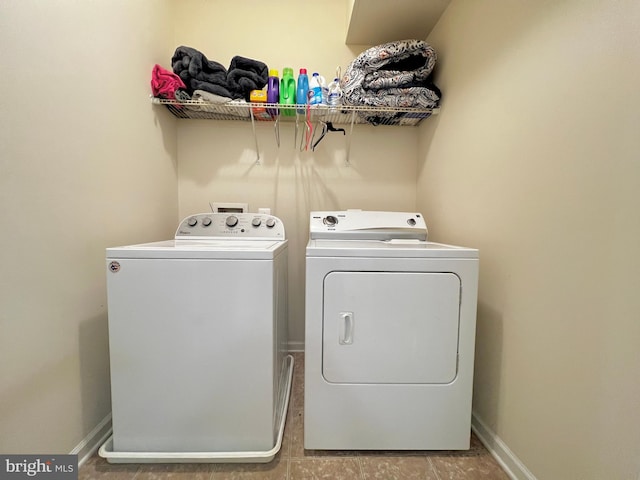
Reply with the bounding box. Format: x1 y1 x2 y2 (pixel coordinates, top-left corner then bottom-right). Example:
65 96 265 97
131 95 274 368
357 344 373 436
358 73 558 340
306 239 477 258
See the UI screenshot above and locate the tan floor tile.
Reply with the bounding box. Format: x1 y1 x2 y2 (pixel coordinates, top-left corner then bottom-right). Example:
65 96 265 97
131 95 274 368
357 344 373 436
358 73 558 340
469 433 485 452
290 354 305 409
78 455 139 480
291 352 304 366
299 448 360 459
281 396 301 457
357 450 436 457
211 455 287 479
359 455 439 480
289 458 361 480
291 352 304 376
83 353 507 479
422 434 488 458
291 376 305 409
429 455 510 480
287 402 306 458
135 463 214 480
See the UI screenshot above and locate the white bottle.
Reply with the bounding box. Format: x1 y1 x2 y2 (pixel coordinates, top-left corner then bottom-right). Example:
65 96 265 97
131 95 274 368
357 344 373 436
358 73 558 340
309 73 326 105
327 77 342 110
321 76 328 104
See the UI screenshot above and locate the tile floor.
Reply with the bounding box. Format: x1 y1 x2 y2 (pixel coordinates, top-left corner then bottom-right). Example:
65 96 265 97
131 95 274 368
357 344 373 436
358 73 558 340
80 353 509 480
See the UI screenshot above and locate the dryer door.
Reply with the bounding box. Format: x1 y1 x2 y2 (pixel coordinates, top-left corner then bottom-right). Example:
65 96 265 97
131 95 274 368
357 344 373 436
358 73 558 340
322 271 460 384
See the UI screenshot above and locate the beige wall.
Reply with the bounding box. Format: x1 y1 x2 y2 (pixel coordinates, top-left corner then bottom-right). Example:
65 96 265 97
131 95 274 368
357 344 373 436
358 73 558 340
0 1 178 453
173 0 419 345
5 2 637 475
419 0 640 478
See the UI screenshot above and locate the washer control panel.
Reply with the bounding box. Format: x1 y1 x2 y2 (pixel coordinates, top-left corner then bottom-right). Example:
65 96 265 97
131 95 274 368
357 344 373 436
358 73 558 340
175 213 285 239
310 210 427 241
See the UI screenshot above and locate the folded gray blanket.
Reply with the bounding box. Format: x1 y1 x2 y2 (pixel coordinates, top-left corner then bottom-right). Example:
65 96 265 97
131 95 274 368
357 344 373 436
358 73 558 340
171 47 269 101
171 46 233 98
341 39 440 111
227 55 269 101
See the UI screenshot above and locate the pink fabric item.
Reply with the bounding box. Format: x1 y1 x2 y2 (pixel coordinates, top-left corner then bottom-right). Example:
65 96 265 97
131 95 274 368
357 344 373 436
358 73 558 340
151 64 186 99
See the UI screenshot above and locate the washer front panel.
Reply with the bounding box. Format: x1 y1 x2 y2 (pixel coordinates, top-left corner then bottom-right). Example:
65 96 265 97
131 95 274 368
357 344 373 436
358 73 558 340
107 257 277 452
322 272 460 384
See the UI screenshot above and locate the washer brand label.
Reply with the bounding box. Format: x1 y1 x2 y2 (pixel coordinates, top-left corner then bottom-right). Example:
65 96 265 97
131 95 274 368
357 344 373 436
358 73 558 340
108 261 120 273
1 455 77 480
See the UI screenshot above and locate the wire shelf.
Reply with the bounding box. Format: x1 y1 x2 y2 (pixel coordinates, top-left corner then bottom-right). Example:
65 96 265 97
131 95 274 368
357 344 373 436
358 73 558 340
151 97 439 126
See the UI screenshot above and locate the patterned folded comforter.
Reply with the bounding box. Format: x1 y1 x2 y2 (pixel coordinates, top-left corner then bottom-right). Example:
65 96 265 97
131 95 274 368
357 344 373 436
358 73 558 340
341 39 441 111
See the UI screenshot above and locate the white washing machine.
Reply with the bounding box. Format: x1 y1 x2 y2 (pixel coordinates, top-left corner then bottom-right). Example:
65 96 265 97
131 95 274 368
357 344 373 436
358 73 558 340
100 213 292 463
304 210 479 450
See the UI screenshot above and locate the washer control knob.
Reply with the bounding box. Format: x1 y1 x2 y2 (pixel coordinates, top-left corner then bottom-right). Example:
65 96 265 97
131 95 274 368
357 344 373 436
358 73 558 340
187 217 198 227
225 215 238 227
323 215 338 226
266 218 276 228
252 217 262 227
202 217 212 227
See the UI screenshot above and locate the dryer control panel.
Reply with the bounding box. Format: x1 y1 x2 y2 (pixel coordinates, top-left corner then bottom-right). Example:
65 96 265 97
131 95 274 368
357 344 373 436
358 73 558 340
309 210 427 241
175 213 285 239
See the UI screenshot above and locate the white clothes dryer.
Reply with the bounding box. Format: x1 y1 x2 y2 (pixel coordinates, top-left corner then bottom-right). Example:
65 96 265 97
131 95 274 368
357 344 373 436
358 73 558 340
304 210 479 450
100 213 292 463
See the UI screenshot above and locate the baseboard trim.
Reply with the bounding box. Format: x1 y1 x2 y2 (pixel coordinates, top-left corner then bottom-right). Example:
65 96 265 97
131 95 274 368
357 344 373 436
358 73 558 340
471 412 537 480
70 414 113 467
287 341 304 352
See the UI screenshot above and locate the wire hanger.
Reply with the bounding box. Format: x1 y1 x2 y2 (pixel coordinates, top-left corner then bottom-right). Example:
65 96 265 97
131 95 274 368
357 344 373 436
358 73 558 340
312 121 345 151
326 122 345 134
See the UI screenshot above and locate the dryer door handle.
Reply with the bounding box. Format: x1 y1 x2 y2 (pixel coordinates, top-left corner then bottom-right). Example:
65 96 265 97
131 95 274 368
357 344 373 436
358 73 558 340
339 312 354 345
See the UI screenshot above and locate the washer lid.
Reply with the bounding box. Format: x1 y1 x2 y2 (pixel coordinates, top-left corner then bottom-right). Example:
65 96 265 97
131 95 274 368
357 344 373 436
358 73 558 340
307 239 477 258
309 210 427 241
107 239 287 259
